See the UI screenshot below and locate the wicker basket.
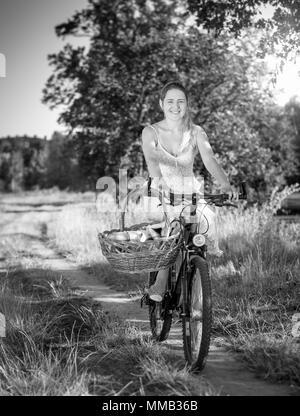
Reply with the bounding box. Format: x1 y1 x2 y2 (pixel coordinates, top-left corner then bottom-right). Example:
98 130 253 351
98 188 183 273
98 228 183 274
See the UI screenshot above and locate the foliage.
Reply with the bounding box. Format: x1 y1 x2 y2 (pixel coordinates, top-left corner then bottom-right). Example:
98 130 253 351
187 0 300 59
284 98 300 183
44 131 84 190
0 133 84 192
0 136 47 191
42 0 186 182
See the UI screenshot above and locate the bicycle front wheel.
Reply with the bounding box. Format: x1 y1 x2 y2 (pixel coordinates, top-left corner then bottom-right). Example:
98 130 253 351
182 256 212 371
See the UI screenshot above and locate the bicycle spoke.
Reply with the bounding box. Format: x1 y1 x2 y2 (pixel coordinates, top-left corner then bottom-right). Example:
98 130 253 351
191 321 202 354
190 269 203 360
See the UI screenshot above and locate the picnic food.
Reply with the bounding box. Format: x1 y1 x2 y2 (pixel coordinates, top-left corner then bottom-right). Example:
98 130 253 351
105 219 182 245
108 231 130 241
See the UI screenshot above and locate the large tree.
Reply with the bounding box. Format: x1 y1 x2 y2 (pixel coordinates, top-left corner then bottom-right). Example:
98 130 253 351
43 0 184 181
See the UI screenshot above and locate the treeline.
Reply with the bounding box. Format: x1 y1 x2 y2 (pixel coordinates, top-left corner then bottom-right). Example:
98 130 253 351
1 99 300 197
0 132 84 192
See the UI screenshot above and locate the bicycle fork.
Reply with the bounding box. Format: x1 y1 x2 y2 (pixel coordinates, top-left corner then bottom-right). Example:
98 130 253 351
180 257 190 326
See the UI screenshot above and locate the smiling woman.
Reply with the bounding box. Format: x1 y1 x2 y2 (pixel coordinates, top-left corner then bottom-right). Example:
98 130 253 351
136 80 238 302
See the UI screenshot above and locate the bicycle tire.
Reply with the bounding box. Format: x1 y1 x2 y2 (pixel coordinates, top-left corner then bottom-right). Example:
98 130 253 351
148 271 173 342
182 256 212 371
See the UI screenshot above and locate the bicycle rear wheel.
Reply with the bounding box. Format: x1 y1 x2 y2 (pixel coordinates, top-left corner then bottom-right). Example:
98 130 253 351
182 256 212 371
148 271 173 342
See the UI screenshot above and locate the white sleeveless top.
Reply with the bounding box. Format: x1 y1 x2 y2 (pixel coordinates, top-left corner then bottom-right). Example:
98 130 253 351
148 124 203 195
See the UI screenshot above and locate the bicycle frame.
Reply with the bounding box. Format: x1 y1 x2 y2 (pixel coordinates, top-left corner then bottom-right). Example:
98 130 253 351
165 217 207 312
164 189 233 311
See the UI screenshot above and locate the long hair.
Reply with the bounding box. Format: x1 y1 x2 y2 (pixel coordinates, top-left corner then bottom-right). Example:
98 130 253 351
159 81 194 134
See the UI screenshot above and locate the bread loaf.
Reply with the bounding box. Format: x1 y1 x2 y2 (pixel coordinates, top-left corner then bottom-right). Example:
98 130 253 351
109 231 130 241
127 231 144 241
147 226 161 240
140 230 151 242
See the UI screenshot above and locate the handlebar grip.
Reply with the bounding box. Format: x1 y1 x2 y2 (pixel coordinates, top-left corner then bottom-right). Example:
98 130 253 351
239 181 247 200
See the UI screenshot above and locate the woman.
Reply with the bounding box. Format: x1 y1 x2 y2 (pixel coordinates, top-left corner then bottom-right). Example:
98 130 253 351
139 81 238 301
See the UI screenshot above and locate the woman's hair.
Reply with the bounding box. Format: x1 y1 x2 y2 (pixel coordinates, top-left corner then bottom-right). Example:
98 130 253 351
159 81 193 133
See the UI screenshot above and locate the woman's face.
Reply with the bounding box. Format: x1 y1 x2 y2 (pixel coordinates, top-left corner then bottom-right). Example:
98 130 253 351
160 88 187 122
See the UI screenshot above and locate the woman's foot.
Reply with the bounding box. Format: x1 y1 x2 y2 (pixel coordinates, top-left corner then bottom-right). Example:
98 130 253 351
144 284 165 302
206 237 223 257
208 247 223 257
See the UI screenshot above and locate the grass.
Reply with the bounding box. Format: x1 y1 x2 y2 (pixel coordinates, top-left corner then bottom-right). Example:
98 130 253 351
0 269 216 395
209 192 300 386
52 188 300 388
1 186 299 394
0 198 216 396
48 194 150 292
0 188 95 206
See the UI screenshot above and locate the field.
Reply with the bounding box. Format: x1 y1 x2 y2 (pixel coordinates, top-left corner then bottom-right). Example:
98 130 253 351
0 187 299 395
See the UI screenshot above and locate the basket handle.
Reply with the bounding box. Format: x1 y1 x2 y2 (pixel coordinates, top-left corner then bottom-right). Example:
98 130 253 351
119 184 171 231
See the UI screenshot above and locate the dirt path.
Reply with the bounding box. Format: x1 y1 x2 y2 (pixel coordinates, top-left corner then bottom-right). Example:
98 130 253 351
64 268 300 396
1 203 299 397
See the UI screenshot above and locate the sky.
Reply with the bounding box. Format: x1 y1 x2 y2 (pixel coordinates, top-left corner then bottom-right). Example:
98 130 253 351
0 1 300 139
0 0 88 139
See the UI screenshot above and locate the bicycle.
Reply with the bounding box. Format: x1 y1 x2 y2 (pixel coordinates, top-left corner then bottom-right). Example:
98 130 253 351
142 182 247 372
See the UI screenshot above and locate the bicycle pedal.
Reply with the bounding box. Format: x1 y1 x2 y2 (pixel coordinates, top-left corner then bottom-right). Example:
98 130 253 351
140 293 151 308
172 310 181 321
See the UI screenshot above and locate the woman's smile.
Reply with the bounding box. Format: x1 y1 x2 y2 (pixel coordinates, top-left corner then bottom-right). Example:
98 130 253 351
160 88 187 119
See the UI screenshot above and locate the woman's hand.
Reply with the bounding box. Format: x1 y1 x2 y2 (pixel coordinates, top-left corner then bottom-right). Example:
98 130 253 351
221 183 239 201
128 180 148 204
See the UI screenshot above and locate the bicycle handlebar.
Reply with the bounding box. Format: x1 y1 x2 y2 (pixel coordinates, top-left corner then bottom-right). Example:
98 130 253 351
119 181 248 230
146 180 248 207
202 182 247 207
203 181 247 203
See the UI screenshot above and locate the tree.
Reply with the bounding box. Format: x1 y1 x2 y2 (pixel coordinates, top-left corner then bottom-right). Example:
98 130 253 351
43 0 298 197
44 131 83 190
284 98 300 183
43 0 185 182
186 0 300 59
0 136 48 191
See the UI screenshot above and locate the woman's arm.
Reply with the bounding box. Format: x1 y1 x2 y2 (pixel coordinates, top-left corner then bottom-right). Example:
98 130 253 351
141 126 169 192
195 125 238 199
141 126 161 179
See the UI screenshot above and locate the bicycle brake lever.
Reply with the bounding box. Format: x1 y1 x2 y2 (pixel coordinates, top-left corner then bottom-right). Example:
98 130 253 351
224 202 238 208
239 181 247 200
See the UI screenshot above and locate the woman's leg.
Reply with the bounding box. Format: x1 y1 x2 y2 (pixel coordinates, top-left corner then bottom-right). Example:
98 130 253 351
147 268 168 302
147 251 182 301
141 195 165 223
199 203 223 256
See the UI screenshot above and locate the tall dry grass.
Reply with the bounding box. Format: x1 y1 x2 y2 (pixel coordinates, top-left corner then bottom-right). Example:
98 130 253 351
0 193 216 396
52 186 300 386
0 269 216 395
210 186 300 386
